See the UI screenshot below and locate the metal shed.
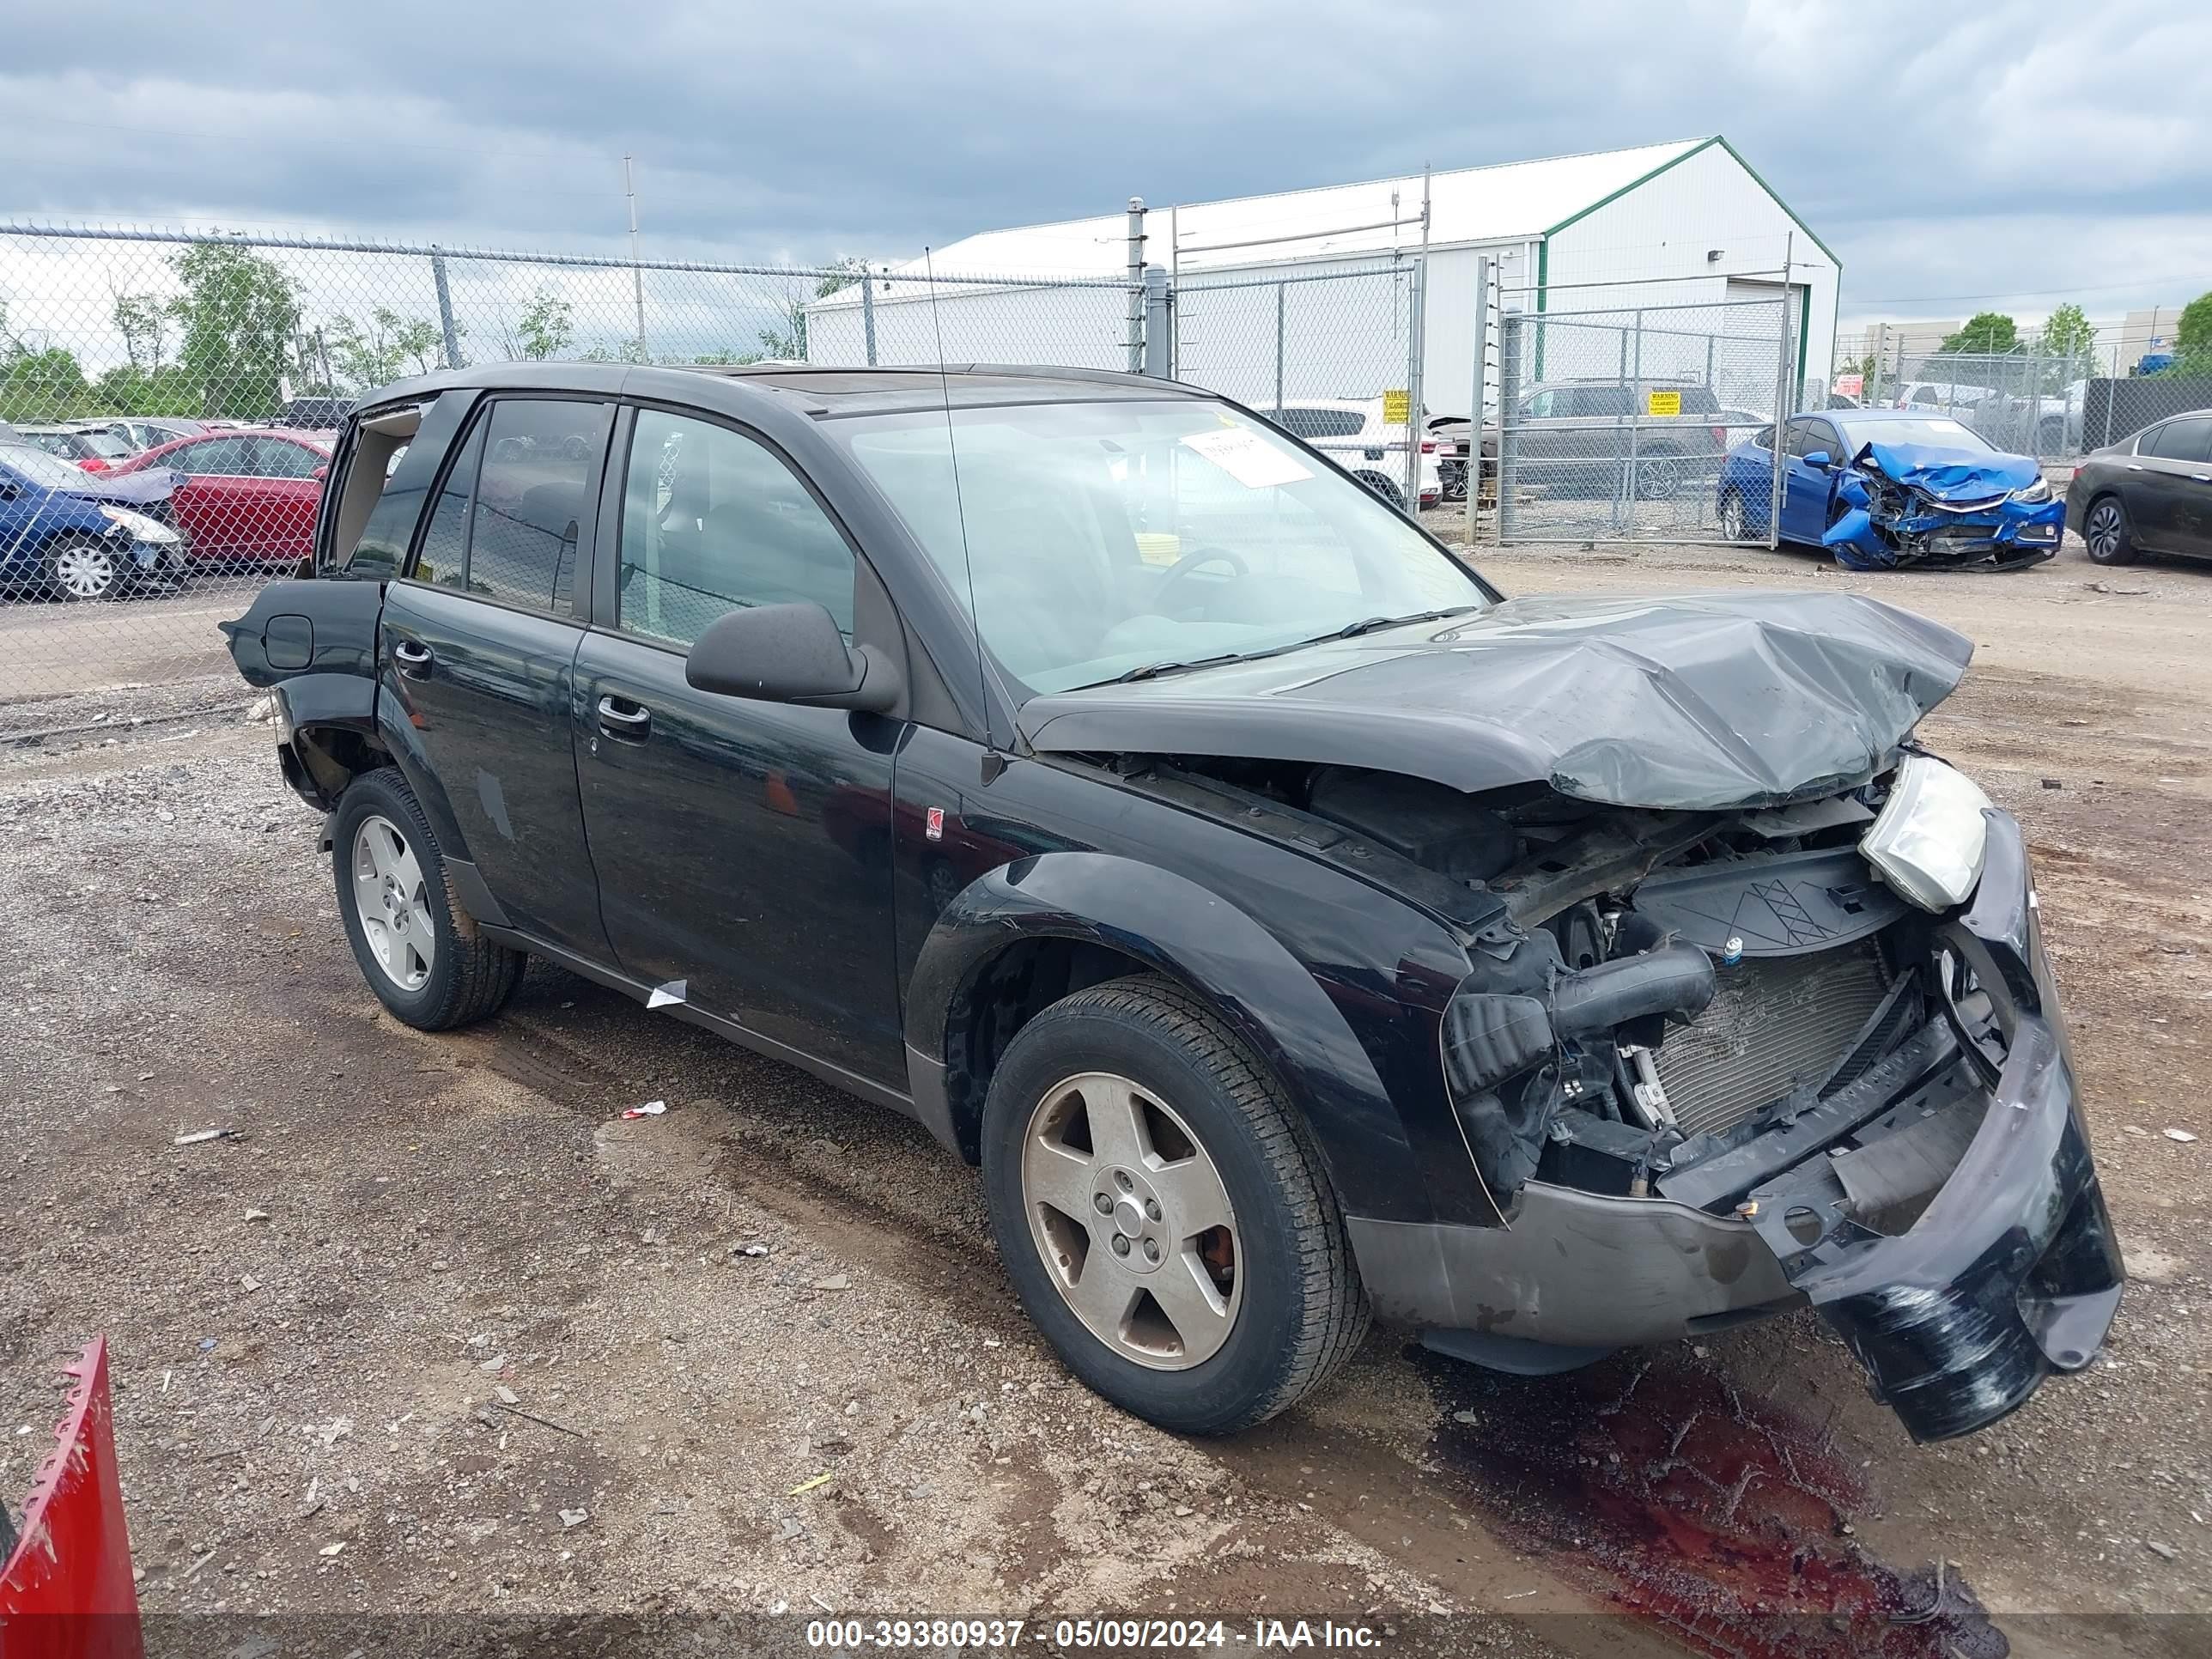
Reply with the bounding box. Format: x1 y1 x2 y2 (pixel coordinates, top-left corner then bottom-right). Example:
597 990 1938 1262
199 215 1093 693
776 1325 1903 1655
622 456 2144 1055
809 136 1840 421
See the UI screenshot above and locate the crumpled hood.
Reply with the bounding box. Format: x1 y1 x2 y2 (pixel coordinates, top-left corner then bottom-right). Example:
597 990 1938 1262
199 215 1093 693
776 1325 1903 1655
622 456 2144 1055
58 466 175 509
1018 590 1972 811
1857 441 2039 503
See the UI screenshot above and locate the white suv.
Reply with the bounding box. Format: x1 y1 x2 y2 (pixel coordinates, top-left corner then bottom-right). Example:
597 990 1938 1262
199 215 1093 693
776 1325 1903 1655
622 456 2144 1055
1265 398 1441 509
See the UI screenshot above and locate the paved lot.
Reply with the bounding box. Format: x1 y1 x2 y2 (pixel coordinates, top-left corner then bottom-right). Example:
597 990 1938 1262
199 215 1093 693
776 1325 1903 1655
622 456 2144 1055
3 536 2208 1655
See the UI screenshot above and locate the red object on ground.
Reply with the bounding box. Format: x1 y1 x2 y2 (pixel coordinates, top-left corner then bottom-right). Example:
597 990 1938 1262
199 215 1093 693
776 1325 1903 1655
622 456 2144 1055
0 1339 143 1659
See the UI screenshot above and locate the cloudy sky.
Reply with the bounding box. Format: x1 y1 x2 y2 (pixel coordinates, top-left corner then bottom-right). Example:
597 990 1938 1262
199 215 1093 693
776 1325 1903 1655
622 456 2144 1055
3 0 2208 332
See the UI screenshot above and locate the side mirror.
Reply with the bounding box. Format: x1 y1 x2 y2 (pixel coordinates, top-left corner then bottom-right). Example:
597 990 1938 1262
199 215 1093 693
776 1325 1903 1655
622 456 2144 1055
0 481 17 501
684 602 902 715
1802 450 1832 470
312 464 328 482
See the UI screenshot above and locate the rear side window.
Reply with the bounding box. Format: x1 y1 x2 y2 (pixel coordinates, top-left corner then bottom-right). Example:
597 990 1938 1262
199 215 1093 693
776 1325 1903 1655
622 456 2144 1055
2143 417 2212 463
399 398 605 610
178 436 252 476
252 438 325 480
1571 386 1633 417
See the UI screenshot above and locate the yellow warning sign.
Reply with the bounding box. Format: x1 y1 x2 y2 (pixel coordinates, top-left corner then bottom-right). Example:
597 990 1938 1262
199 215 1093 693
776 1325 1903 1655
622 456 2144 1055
1646 389 1682 416
1382 389 1411 425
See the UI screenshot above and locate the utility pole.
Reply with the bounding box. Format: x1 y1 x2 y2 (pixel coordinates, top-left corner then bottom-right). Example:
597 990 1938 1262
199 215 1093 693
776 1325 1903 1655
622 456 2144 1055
625 155 646 356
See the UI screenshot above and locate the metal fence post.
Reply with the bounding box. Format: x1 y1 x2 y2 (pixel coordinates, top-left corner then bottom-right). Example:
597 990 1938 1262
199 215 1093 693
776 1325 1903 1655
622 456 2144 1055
430 248 462 369
1143 266 1170 377
860 270 878 368
1466 254 1490 545
1126 198 1146 374
1403 258 1426 511
1767 294 1792 550
1498 310 1522 541
1273 282 1285 412
1622 308 1644 530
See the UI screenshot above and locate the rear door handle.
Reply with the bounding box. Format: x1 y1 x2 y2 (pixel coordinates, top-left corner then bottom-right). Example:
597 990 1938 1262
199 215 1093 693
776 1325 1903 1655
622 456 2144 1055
2126 463 2145 471
392 638 434 677
597 695 652 741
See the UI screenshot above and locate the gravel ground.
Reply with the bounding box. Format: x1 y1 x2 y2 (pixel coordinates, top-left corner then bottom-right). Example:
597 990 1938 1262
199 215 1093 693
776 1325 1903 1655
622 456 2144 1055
3 535 2208 1656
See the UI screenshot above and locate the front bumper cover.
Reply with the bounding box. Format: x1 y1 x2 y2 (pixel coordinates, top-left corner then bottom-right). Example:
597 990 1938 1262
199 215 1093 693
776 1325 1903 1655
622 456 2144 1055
1744 811 2123 1440
1349 811 2122 1442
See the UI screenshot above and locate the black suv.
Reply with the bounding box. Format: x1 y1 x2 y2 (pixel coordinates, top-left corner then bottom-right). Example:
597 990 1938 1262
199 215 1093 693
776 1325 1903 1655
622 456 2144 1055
225 362 2121 1442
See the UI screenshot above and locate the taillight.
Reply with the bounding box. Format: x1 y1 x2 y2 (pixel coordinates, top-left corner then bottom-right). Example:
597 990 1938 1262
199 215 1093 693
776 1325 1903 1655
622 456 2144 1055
1420 440 1437 453
79 459 108 472
1710 426 1726 446
2071 465 2083 482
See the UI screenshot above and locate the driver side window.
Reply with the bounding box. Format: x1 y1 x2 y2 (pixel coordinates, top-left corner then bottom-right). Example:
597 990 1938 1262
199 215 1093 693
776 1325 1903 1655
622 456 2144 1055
617 410 857 648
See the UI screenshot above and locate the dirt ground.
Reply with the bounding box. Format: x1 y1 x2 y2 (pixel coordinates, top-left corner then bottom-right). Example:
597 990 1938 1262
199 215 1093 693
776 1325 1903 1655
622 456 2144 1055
3 533 2208 1657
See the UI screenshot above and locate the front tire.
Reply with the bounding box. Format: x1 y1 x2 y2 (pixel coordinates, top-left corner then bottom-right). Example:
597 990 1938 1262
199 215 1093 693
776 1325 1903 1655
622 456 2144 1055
1718 487 1752 543
981 976 1369 1435
331 768 526 1030
47 535 122 601
2082 495 2137 565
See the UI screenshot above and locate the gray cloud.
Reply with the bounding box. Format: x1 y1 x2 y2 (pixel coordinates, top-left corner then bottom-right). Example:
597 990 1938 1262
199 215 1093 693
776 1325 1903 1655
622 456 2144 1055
2 0 2206 326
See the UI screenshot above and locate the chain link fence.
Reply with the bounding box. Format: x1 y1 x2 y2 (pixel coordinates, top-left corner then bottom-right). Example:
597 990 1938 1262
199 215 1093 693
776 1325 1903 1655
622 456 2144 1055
1170 261 1432 509
1491 290 1794 543
0 223 1139 710
1825 321 2197 460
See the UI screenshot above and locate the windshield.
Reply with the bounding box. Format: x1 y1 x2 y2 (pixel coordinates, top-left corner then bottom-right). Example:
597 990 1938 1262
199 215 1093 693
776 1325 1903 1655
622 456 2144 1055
1838 416 1992 453
76 428 134 459
834 398 1488 694
0 442 100 490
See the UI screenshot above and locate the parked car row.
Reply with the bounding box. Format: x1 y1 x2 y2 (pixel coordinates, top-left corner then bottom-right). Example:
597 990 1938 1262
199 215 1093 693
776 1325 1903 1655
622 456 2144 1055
0 425 331 601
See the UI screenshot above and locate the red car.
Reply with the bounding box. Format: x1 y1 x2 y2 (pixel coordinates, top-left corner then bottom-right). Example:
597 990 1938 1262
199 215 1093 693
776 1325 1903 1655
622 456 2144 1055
106 428 330 562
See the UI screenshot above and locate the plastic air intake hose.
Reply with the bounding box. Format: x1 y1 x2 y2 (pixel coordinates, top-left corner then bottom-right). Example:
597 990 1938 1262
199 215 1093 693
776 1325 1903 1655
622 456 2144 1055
1548 944 1717 1041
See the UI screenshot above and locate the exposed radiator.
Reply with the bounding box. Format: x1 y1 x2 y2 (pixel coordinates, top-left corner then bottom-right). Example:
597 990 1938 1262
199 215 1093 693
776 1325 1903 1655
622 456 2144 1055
1650 942 1890 1138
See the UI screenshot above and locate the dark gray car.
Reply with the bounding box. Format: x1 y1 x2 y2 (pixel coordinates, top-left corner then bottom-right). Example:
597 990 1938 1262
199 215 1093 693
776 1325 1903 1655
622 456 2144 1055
1436 380 1736 504
2068 409 2212 565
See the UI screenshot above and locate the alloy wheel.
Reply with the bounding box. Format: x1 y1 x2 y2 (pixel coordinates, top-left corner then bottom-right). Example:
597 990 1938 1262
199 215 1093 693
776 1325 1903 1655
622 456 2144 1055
53 542 118 599
1720 490 1747 542
1637 456 1682 500
2086 501 2124 561
1020 1071 1242 1370
350 814 436 992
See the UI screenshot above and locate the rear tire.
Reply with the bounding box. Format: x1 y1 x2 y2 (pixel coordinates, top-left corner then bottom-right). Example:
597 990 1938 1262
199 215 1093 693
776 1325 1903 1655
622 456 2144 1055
981 975 1369 1435
331 767 526 1030
2081 495 2137 565
1354 471 1404 509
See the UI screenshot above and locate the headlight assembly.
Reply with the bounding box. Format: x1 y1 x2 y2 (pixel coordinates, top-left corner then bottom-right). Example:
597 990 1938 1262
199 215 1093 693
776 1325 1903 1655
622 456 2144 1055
2013 477 2052 504
99 504 179 544
1859 755 1992 912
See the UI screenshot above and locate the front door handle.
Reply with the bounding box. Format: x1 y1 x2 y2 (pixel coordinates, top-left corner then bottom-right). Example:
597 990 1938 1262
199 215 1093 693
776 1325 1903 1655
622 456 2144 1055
392 638 434 678
2126 463 2145 471
597 696 652 741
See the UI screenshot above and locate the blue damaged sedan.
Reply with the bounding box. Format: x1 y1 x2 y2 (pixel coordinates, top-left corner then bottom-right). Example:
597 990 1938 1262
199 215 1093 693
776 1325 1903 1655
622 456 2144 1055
1717 408 2065 571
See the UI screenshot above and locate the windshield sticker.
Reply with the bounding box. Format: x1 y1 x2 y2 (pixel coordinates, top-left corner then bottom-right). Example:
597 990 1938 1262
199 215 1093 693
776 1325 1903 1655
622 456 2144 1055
1179 427 1312 489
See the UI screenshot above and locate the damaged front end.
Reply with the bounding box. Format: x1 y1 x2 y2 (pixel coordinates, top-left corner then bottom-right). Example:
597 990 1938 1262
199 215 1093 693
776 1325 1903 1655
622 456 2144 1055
1357 762 2119 1441
1821 441 2065 572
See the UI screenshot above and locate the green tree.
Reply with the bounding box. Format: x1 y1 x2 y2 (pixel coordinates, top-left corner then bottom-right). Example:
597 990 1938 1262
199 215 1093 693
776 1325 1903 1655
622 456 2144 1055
756 257 869 362
1938 311 2019 356
167 242 302 417
325 307 447 390
2164 289 2212 377
509 287 574 361
112 291 172 374
2039 302 2097 365
0 299 91 419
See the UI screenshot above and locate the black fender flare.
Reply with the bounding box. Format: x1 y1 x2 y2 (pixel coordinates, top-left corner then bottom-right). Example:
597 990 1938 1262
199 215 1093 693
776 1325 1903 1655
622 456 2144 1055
903 850 1430 1223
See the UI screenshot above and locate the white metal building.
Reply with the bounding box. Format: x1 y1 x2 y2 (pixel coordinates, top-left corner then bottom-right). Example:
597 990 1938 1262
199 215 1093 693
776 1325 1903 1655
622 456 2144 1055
810 136 1839 418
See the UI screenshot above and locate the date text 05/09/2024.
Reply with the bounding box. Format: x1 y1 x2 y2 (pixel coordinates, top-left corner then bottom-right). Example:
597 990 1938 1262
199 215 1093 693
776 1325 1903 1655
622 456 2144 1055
805 1618 1386 1650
